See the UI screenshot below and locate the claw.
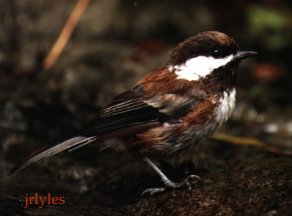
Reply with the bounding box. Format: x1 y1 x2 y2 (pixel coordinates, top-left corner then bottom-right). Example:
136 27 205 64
141 187 166 196
141 174 201 196
183 174 201 190
186 174 201 182
142 157 201 196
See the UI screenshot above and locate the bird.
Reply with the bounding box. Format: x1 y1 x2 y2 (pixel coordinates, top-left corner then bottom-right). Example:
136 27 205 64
9 31 257 195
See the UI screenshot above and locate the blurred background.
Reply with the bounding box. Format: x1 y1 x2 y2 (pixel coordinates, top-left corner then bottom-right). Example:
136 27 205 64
1 0 291 215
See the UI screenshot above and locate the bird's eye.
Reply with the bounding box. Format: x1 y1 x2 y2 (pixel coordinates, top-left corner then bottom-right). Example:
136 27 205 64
212 49 222 58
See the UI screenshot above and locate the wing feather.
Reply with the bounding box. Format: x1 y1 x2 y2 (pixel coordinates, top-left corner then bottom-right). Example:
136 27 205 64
9 84 205 175
80 84 205 136
9 136 96 175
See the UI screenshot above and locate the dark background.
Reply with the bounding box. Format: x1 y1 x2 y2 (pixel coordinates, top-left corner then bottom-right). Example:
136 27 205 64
1 0 291 215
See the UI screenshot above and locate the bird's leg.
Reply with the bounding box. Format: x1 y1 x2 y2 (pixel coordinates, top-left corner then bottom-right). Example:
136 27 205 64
142 157 200 195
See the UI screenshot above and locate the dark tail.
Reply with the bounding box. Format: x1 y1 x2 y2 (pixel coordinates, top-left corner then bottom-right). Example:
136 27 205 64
8 136 96 176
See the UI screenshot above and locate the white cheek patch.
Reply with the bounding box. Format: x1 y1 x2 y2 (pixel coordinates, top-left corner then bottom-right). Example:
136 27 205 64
169 55 234 81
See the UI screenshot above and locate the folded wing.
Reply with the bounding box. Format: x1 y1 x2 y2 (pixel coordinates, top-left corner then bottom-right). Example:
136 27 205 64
9 85 204 175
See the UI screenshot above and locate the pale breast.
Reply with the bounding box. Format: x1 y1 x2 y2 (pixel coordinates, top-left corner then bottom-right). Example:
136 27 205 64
215 88 236 125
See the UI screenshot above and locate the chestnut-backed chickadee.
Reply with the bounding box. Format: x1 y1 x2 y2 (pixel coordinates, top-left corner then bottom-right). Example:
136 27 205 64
9 31 256 194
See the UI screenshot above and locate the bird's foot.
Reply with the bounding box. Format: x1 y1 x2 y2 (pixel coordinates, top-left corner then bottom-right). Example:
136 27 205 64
141 174 201 196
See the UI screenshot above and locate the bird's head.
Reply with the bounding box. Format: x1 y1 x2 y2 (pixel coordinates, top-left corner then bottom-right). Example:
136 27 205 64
169 31 257 81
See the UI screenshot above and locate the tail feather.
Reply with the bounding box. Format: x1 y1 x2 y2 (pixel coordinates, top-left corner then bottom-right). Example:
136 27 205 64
9 136 96 176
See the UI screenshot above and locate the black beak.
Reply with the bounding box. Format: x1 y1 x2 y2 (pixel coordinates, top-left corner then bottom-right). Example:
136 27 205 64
233 51 257 62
